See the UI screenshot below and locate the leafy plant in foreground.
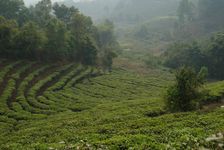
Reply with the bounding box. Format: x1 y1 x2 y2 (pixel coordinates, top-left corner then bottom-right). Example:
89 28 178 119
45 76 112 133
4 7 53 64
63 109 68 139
165 66 208 112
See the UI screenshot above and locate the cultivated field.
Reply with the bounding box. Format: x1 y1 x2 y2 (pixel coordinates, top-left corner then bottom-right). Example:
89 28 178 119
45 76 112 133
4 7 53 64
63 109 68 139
0 59 224 149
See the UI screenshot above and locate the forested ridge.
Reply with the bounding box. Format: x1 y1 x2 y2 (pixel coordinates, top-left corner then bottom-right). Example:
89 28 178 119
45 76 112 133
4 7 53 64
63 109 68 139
0 0 119 69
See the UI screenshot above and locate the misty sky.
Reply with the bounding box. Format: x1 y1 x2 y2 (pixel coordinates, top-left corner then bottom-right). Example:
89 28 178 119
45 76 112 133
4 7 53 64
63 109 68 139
23 0 90 6
24 0 61 5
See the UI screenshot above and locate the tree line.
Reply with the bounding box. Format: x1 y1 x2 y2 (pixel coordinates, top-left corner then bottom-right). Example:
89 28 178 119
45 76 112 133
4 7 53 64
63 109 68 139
0 0 119 69
176 0 224 39
164 0 224 112
162 0 224 80
178 0 224 25
163 32 224 80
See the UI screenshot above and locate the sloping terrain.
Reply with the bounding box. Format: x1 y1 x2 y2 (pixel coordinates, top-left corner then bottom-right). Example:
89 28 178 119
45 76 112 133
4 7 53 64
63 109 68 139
0 59 224 149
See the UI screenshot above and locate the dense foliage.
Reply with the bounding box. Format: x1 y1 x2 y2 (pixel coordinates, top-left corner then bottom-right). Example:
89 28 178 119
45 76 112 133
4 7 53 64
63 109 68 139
163 42 204 71
0 0 118 68
163 32 224 79
166 66 207 112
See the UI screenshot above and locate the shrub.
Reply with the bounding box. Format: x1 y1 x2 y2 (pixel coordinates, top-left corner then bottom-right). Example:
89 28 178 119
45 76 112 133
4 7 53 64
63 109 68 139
165 66 207 112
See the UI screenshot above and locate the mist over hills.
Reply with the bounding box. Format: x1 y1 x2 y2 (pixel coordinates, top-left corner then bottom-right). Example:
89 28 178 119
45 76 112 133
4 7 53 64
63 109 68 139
60 0 181 24
23 0 85 6
23 0 181 25
23 0 60 5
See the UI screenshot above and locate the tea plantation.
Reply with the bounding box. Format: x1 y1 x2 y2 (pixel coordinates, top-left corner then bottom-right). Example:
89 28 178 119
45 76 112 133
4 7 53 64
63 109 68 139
0 59 224 149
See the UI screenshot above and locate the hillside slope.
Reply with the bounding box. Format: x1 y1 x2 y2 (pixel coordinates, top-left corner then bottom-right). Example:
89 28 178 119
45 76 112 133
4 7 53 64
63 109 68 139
0 59 224 149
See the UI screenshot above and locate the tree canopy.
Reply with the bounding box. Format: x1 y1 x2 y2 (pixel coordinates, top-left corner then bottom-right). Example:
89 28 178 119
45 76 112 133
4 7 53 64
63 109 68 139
0 0 119 68
163 32 224 80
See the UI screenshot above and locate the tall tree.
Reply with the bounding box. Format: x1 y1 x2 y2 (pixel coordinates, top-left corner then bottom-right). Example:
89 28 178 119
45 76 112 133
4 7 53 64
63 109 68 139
68 12 95 63
0 0 25 20
45 18 69 61
53 3 79 24
163 42 205 71
32 0 52 26
177 0 194 23
13 22 47 60
166 66 207 112
0 16 18 57
69 13 93 38
79 37 97 65
207 32 224 79
97 20 119 70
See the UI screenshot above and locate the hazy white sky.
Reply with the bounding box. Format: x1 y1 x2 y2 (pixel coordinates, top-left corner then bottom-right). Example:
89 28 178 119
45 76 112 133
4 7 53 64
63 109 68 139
23 0 61 5
23 0 85 6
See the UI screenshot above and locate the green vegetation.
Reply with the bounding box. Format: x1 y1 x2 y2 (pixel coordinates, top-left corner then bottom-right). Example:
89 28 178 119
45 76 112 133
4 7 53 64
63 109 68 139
0 59 223 149
0 0 119 68
166 66 207 112
1 0 224 149
163 32 224 79
115 0 224 71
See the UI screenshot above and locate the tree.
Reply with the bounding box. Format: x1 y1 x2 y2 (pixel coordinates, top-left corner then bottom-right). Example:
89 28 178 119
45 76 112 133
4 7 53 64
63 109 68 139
78 37 97 65
17 7 32 26
69 13 93 38
45 18 69 61
0 1 118 66
13 22 47 60
68 12 96 64
53 3 79 24
97 20 115 47
0 16 18 57
166 66 207 112
100 48 117 71
163 42 205 71
207 32 224 79
97 20 119 70
177 0 194 23
32 0 52 26
0 0 25 20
